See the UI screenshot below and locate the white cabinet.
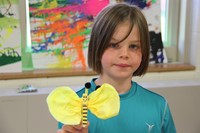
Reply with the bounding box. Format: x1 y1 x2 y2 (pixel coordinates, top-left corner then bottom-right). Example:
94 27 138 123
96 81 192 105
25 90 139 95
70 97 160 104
0 96 27 133
27 95 57 133
0 94 57 133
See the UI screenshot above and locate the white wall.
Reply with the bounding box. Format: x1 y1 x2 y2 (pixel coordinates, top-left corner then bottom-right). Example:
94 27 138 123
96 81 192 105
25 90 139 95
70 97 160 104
151 85 200 133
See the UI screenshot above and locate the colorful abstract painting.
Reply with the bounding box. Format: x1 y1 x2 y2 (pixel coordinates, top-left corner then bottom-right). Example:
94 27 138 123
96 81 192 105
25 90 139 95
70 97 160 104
0 0 22 72
29 0 109 69
29 0 165 70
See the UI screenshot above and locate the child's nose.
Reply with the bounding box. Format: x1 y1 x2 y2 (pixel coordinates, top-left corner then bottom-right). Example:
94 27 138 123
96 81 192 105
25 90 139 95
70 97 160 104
119 47 129 59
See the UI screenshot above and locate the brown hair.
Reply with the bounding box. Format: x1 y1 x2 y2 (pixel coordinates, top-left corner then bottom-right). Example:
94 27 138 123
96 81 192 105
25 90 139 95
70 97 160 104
88 2 150 76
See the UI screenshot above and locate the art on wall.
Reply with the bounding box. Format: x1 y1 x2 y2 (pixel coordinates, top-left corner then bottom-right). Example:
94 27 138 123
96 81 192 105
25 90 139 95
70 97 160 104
0 0 22 72
29 0 166 70
29 0 109 70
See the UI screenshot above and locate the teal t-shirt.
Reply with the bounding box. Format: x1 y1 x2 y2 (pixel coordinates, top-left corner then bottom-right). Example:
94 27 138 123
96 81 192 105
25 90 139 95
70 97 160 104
58 79 176 133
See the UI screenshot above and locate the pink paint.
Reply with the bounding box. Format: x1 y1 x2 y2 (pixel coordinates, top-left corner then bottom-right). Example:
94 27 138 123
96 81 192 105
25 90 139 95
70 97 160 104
29 0 109 69
30 0 109 16
82 0 109 16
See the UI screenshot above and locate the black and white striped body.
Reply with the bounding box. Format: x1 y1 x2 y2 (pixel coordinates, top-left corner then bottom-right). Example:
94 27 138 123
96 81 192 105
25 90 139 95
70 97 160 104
82 93 88 127
81 82 91 127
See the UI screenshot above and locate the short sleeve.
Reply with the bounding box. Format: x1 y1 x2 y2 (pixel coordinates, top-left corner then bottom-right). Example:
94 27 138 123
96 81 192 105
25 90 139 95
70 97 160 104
58 122 63 129
161 101 177 133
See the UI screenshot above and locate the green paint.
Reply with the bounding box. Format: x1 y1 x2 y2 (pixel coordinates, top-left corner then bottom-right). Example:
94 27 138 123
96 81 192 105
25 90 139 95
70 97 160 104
152 0 157 4
0 47 21 66
57 0 69 5
29 12 49 19
83 40 89 49
0 17 19 29
0 0 19 5
54 48 62 55
70 28 91 39
0 55 21 66
29 2 43 8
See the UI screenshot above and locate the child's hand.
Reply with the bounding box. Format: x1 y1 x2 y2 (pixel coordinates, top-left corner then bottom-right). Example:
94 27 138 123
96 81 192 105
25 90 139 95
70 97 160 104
57 122 89 133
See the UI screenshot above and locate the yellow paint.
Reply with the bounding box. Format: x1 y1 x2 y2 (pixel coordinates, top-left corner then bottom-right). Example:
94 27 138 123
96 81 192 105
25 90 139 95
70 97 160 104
39 0 58 10
48 55 73 68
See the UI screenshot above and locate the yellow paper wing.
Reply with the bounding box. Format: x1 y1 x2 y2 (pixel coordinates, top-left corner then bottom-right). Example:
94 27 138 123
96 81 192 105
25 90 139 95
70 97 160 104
46 87 82 125
88 83 120 119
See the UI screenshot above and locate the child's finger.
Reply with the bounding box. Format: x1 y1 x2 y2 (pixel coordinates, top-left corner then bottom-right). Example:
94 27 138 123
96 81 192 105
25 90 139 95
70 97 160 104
61 122 90 133
72 123 82 130
62 124 81 133
81 121 90 133
56 129 66 133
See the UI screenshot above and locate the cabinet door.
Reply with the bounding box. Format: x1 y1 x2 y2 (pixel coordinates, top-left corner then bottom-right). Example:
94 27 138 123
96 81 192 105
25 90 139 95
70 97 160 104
27 95 57 133
0 96 27 133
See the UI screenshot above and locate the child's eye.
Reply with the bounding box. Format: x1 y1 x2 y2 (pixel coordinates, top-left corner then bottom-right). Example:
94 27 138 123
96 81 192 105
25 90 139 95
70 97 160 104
110 43 119 48
129 44 140 50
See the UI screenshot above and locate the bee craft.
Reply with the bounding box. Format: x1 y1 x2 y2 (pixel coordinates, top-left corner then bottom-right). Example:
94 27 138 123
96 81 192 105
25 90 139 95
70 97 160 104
46 82 120 127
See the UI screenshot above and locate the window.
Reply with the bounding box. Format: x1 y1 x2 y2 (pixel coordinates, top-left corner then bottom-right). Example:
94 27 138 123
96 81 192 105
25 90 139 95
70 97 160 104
161 0 180 62
161 0 191 63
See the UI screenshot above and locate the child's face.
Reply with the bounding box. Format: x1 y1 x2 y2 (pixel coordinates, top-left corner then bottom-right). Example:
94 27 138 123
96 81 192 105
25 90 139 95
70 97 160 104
101 21 142 80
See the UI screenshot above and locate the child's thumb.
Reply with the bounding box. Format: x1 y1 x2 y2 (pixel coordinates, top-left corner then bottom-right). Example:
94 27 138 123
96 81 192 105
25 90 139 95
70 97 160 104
82 121 90 133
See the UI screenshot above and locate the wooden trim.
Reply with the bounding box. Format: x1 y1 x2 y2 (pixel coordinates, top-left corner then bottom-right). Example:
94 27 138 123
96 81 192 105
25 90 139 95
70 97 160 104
148 63 195 72
0 63 195 80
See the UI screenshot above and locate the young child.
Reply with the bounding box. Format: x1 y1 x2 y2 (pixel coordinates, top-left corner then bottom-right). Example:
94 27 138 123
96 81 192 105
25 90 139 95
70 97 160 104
57 2 176 133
